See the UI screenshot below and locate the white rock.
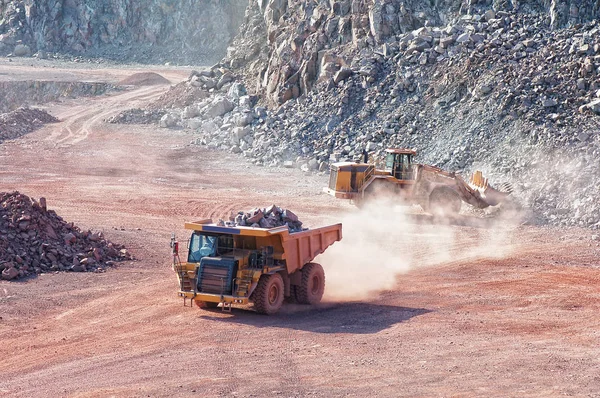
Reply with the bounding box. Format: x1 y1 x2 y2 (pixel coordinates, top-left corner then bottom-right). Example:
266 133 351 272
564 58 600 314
159 114 178 128
205 97 234 118
187 118 203 130
202 121 220 134
232 126 251 140
234 112 255 127
579 99 600 115
478 84 493 95
182 105 199 119
483 9 495 22
227 82 247 100
456 32 471 43
13 44 31 57
239 95 253 109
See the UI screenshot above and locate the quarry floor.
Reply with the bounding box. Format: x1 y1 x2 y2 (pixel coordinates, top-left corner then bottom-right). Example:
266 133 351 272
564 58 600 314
0 60 599 397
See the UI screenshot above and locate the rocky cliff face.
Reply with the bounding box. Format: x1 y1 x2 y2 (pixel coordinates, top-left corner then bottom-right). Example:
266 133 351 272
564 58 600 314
194 0 599 227
225 0 600 105
0 0 246 63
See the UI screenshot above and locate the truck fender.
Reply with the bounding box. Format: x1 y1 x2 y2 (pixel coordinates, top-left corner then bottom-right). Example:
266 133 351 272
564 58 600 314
253 270 293 297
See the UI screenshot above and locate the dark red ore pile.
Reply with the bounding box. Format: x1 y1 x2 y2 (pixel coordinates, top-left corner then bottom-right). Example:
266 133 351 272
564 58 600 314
0 191 131 280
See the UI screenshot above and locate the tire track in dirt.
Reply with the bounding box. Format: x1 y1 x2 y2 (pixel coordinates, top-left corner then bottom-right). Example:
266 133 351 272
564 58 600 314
52 85 169 146
210 322 243 396
274 326 310 395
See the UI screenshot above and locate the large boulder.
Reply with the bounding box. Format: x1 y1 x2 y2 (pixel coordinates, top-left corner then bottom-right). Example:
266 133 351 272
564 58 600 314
1 266 19 280
579 99 600 115
159 113 178 128
205 97 234 118
13 44 31 57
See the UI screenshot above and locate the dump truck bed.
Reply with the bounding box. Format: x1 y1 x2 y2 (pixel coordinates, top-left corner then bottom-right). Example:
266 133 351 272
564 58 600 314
184 220 342 274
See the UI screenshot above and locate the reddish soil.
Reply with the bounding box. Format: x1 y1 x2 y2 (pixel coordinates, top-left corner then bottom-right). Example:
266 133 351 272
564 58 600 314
1 61 599 397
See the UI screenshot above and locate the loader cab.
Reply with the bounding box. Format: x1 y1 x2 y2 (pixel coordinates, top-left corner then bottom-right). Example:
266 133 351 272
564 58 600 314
385 149 416 180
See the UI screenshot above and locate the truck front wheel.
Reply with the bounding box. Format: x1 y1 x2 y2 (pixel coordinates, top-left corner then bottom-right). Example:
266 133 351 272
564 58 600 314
253 273 285 315
297 263 325 305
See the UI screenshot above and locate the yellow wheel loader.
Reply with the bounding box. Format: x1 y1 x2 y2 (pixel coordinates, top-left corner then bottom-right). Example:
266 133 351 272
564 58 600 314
171 219 342 315
324 148 512 215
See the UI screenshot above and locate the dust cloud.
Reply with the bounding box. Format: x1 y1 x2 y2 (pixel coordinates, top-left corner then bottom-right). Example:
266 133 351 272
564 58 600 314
317 197 519 301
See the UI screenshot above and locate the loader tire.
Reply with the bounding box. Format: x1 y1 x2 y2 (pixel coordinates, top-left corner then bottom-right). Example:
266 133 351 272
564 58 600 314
297 263 325 305
357 180 395 207
253 273 284 315
429 187 461 217
195 300 219 309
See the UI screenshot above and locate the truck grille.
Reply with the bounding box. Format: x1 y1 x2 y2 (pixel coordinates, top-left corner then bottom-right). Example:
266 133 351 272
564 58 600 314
328 166 338 190
197 258 237 295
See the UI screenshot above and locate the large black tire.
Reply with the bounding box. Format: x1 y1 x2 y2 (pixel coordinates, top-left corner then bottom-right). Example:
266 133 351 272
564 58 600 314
296 263 325 305
195 300 219 309
355 180 395 208
253 273 285 315
429 187 461 217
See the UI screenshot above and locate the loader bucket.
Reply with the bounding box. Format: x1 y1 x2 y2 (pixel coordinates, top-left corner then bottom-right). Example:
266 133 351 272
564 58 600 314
479 185 512 206
454 171 512 209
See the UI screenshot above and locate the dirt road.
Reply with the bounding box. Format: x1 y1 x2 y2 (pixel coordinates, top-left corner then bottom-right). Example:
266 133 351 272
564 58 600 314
1 64 599 397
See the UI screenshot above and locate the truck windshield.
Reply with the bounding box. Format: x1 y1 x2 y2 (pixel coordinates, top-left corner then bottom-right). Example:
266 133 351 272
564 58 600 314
188 233 216 262
385 153 395 170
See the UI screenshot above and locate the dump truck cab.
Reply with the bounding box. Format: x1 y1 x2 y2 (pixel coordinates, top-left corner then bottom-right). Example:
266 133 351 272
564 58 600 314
172 219 342 315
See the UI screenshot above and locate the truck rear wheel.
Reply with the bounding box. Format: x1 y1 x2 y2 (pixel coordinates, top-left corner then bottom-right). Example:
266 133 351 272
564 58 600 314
253 273 284 315
297 263 325 305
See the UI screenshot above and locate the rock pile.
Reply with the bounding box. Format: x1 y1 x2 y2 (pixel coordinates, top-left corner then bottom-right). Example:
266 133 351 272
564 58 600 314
0 192 132 280
218 205 305 232
225 0 600 107
202 8 600 228
106 108 166 125
0 80 111 113
118 72 170 86
108 1 600 228
0 108 58 143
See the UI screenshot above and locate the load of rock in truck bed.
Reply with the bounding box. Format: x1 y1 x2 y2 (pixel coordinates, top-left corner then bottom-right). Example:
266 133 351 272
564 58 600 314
0 191 132 280
218 205 305 232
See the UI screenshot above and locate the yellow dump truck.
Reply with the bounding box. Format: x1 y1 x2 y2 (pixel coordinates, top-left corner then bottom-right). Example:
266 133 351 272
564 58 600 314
171 219 342 314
